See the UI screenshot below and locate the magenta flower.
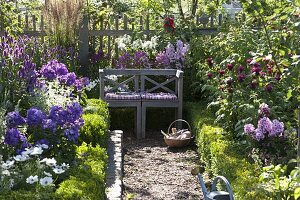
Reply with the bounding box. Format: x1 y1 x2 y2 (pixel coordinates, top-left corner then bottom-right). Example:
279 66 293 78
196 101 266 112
259 103 270 116
246 58 252 64
207 57 214 67
275 73 281 81
251 66 261 74
226 63 233 70
238 65 245 72
238 73 246 82
207 72 213 79
219 70 225 76
265 83 273 92
250 81 257 89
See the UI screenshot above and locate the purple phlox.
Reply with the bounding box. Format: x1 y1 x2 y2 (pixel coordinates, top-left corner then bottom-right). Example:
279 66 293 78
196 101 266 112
257 117 273 134
42 118 57 133
6 111 26 128
254 128 265 141
26 108 46 127
64 127 80 142
270 119 284 137
133 51 150 68
4 128 27 146
244 123 255 134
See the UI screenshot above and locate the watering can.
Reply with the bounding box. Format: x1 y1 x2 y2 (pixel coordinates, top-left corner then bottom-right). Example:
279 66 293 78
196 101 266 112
194 166 234 200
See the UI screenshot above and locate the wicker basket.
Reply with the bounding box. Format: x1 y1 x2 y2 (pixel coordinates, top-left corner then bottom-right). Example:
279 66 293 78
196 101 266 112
164 119 193 148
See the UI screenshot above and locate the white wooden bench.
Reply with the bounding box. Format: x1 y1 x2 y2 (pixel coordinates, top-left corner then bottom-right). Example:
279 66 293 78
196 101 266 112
99 69 183 139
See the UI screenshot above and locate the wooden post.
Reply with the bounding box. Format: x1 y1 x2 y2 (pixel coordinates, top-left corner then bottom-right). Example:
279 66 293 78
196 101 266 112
218 14 222 26
298 106 300 165
114 16 119 59
100 19 104 50
32 15 36 31
79 15 89 66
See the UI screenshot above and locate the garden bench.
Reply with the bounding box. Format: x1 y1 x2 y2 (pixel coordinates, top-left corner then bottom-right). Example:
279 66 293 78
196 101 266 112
99 69 183 139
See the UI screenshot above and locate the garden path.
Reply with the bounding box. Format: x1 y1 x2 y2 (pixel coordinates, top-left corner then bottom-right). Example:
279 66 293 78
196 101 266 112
122 132 203 200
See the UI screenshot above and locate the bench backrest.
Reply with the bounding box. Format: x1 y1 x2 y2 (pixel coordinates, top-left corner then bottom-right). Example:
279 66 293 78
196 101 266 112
99 69 183 100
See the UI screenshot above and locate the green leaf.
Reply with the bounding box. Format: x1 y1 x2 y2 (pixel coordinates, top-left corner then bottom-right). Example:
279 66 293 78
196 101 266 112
295 187 300 200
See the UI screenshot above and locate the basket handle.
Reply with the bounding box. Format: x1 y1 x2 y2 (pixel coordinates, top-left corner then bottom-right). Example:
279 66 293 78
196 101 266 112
167 119 192 136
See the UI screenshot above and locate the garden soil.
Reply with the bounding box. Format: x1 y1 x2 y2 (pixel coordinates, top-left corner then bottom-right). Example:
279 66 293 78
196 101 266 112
122 131 204 200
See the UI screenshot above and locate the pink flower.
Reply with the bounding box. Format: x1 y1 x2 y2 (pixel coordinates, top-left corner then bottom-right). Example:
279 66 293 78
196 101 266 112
246 58 252 64
252 66 261 74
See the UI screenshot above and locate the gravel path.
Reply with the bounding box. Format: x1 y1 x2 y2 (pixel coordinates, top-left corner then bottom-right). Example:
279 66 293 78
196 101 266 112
122 132 204 200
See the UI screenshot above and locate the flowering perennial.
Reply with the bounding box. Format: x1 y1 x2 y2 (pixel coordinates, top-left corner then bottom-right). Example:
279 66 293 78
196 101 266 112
244 103 285 141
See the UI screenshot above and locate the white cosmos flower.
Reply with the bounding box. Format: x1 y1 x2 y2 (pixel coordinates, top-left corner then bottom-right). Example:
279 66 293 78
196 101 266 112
104 85 113 92
14 154 29 162
37 144 49 149
2 170 10 176
40 177 53 186
40 158 57 166
53 166 65 174
26 175 38 184
30 146 43 155
1 160 15 169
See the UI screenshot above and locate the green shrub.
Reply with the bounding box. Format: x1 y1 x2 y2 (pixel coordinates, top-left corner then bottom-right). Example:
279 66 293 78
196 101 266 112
55 142 107 200
80 114 108 147
84 99 109 119
187 102 264 200
80 98 109 147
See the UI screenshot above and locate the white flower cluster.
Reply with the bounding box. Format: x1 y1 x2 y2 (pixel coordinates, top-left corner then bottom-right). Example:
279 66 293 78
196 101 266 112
0 144 69 188
116 34 159 52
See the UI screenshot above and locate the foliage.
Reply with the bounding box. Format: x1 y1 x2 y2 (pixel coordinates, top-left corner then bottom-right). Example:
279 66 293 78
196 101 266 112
194 0 299 139
257 160 300 200
43 0 85 48
80 114 108 147
55 142 107 200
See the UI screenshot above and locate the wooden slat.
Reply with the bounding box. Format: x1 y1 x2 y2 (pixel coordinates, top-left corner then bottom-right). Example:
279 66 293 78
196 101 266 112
140 16 143 30
114 16 119 58
32 15 36 31
144 76 175 94
25 15 29 29
100 19 104 50
89 29 155 37
210 15 214 27
18 15 21 28
218 14 222 26
107 22 111 57
124 15 128 30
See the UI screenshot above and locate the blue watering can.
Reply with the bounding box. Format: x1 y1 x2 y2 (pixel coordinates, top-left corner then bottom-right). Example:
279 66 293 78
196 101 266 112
194 166 234 200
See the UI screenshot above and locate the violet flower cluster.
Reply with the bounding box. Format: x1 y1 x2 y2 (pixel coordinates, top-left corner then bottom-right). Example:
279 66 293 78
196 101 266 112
115 51 151 69
155 40 189 70
40 59 89 90
244 103 284 141
4 102 84 152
